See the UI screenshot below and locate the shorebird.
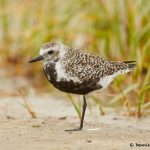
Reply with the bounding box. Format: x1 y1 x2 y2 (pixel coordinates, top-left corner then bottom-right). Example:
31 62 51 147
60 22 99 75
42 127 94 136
29 41 136 131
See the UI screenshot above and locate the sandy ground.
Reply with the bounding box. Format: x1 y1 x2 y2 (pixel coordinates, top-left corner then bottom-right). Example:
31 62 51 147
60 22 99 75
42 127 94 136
0 93 150 150
0 117 150 150
0 78 150 150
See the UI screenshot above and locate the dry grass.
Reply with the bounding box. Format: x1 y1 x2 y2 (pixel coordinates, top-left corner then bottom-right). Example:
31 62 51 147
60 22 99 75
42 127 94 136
0 89 36 118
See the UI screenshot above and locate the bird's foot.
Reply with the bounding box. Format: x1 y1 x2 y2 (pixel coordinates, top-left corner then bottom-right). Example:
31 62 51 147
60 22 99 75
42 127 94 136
65 127 82 132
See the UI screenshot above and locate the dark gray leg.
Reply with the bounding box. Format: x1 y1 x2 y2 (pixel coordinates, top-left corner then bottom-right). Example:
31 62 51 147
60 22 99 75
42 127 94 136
79 95 87 129
65 95 87 131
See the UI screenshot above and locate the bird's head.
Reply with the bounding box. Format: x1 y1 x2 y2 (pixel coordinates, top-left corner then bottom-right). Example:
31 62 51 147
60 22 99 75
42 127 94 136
29 41 67 64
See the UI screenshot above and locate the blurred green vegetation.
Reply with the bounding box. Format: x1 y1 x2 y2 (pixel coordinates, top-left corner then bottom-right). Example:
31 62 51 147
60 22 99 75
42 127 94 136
0 0 150 117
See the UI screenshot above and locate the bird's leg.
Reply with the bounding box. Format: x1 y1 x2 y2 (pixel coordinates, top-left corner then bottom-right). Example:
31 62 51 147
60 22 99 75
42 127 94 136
79 95 87 130
65 95 87 132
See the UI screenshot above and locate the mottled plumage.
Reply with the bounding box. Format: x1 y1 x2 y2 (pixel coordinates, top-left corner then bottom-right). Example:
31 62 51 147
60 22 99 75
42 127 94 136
29 41 136 131
39 42 135 94
61 46 134 81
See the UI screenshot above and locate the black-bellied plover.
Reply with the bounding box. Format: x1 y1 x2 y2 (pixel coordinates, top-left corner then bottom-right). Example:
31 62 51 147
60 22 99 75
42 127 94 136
29 41 136 131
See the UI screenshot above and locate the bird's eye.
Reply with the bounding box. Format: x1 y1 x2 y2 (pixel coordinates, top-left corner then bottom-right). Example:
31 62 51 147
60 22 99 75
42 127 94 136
48 50 54 54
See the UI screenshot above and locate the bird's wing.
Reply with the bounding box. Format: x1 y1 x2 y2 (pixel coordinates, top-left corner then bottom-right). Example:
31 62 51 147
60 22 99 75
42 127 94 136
63 49 106 81
64 48 136 82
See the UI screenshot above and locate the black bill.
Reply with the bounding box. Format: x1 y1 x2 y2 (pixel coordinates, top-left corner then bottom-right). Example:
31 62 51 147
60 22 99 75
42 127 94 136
29 55 43 63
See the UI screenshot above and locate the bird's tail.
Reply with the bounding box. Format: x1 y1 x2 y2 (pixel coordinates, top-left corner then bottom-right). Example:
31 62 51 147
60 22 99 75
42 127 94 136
123 61 136 70
108 60 136 76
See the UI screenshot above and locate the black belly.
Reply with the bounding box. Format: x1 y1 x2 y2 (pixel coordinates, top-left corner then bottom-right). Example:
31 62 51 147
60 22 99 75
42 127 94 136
43 65 102 95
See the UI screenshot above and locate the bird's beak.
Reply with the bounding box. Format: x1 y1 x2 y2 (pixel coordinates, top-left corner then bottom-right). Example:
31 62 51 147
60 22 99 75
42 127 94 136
28 55 43 63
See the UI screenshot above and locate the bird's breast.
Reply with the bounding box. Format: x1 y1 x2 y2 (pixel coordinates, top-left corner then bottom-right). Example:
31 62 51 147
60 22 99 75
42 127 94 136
43 64 57 83
43 64 102 95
